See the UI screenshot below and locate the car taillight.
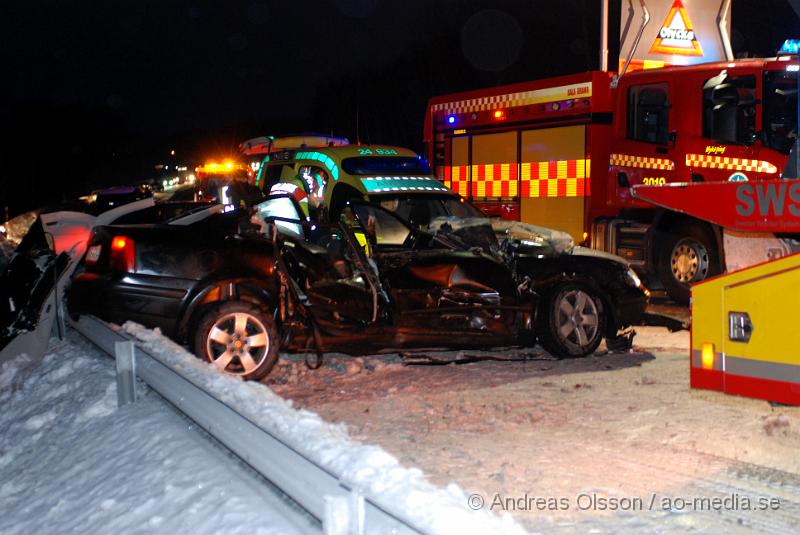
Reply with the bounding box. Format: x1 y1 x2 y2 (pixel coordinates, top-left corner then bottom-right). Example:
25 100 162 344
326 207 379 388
110 235 135 272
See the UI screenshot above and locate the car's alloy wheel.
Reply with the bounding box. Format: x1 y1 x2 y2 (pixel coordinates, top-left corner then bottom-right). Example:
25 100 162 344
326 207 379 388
194 302 279 380
537 284 605 357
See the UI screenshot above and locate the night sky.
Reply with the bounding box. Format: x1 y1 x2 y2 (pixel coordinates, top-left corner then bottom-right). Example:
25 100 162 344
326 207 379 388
1 0 798 217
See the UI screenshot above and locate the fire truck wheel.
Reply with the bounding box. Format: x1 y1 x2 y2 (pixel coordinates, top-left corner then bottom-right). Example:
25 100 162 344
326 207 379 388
657 223 720 305
193 301 279 380
537 284 605 358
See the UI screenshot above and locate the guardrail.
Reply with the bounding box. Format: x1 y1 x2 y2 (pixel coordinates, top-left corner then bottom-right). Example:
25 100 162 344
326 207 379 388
70 315 424 535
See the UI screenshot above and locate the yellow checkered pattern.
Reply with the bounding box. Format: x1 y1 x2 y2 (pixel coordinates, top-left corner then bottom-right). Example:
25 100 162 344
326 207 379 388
471 163 518 197
610 153 675 171
686 154 778 174
448 165 470 197
520 159 588 198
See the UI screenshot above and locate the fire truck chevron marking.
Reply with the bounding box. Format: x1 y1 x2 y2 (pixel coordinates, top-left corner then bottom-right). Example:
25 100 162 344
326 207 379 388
686 154 778 174
430 83 592 116
610 153 675 171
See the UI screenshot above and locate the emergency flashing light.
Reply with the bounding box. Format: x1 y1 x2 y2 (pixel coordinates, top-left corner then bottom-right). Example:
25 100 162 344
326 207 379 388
780 39 800 54
493 110 505 119
701 342 715 370
447 115 456 124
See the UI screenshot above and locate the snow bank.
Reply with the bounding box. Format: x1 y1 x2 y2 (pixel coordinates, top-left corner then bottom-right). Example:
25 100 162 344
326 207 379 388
0 336 311 534
123 322 527 535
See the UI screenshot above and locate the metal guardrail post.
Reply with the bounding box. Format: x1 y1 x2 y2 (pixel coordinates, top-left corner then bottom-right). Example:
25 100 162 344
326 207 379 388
115 340 137 407
73 315 424 534
351 489 365 535
323 495 348 535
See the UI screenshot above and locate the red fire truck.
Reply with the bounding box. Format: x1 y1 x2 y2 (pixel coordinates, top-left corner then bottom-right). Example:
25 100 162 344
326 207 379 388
424 55 799 303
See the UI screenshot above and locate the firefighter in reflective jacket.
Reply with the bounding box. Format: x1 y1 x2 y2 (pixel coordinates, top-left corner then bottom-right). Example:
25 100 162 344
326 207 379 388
269 174 310 216
269 169 327 217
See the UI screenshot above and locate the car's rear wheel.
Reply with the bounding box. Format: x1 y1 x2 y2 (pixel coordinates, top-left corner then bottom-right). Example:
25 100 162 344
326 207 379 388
193 301 279 380
537 284 605 357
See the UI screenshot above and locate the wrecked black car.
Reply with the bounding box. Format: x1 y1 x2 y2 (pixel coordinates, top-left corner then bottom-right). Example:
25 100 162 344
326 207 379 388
69 197 541 379
69 192 646 380
301 187 649 357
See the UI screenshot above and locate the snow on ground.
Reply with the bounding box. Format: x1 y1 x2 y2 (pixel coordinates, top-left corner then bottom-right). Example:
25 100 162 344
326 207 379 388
6 321 800 534
123 322 526 535
271 326 800 534
0 335 316 535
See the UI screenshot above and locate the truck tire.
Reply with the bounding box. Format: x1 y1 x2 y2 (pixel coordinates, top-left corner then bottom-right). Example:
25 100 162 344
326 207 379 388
193 301 279 380
656 223 720 305
537 283 605 357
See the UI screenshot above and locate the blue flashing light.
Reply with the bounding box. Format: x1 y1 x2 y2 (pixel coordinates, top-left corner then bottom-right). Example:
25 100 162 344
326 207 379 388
447 115 456 125
780 39 800 54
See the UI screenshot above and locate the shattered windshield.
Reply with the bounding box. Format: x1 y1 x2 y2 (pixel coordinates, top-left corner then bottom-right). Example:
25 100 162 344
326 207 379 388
374 193 573 257
375 194 483 227
764 70 798 154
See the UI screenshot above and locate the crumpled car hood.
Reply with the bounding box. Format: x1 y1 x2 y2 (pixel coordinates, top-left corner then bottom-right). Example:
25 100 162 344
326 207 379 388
427 216 631 266
428 216 574 256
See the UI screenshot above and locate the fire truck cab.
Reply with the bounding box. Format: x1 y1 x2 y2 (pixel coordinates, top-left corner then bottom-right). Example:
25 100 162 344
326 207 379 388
424 57 798 303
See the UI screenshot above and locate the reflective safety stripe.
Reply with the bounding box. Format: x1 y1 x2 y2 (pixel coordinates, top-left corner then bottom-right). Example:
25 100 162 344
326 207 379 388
270 182 307 203
520 159 588 198
471 163 518 197
359 176 449 193
295 151 340 180
354 231 370 256
431 82 592 116
610 153 675 171
692 349 800 383
725 355 800 384
686 154 778 174
445 165 470 197
443 159 589 199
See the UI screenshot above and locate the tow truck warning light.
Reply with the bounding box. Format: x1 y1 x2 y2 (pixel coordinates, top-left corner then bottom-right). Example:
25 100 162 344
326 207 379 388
701 343 715 370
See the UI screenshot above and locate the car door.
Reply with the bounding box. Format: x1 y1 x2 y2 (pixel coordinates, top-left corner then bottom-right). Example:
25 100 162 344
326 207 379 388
254 194 381 326
349 202 518 336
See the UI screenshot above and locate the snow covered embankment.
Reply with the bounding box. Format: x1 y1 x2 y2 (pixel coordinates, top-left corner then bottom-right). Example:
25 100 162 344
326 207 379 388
122 322 526 535
0 336 312 535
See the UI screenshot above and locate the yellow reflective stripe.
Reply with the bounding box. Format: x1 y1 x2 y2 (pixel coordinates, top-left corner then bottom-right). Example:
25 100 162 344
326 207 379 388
686 154 778 174
610 153 675 170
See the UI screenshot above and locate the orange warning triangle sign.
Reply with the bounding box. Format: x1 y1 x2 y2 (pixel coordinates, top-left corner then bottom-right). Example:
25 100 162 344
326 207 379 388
649 0 704 56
